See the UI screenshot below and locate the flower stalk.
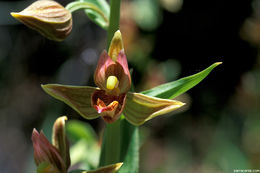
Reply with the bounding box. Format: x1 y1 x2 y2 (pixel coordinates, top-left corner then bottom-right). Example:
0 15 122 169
100 0 122 166
106 0 121 48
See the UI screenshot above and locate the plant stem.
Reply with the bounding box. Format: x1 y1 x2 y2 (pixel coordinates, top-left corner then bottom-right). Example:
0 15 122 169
99 0 122 166
99 119 121 166
106 0 121 49
65 2 109 24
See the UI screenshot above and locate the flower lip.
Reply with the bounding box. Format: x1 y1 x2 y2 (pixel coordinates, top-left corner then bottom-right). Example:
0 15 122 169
91 89 126 123
95 98 119 114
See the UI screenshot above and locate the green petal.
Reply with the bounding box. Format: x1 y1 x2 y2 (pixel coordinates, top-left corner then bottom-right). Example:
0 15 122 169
123 92 185 126
69 163 123 173
41 84 99 120
87 162 123 173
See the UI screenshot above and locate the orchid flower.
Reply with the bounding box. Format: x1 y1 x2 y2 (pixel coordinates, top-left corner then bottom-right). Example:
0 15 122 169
41 30 185 126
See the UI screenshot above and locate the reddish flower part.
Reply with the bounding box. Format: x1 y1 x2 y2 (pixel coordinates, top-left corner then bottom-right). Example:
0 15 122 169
94 49 131 95
91 89 127 123
32 129 66 173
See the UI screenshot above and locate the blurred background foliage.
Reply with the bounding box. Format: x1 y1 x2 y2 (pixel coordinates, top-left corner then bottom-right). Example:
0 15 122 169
0 0 260 172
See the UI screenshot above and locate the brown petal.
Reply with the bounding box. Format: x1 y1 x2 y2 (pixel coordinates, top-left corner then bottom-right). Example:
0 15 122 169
94 50 115 91
123 92 185 126
41 84 100 120
94 50 131 94
116 50 131 94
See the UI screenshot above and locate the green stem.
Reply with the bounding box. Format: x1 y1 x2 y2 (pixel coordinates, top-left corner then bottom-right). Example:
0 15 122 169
99 119 121 166
106 0 121 49
65 2 109 24
99 0 122 166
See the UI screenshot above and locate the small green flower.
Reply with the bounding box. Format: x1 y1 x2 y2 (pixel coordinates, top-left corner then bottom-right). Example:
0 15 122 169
10 0 72 41
42 30 185 126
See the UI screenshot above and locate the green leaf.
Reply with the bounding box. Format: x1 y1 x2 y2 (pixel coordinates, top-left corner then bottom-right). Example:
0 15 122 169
66 0 109 29
141 62 222 98
118 120 139 173
66 121 99 169
66 120 97 144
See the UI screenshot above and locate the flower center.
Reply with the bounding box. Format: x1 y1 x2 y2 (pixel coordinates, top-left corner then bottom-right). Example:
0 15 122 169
106 76 119 90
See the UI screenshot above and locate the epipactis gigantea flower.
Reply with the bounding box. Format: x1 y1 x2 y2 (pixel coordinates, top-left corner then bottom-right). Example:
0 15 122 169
10 0 72 41
41 30 185 126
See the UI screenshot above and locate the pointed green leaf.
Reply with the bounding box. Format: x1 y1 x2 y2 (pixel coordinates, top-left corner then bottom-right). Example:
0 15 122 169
123 92 185 126
66 0 109 29
41 84 100 120
141 62 222 98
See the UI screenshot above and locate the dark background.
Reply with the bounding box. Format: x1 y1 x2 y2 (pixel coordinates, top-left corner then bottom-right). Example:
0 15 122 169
0 0 259 172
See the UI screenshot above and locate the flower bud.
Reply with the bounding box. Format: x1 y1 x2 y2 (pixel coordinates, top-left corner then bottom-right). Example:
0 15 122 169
37 162 61 173
11 0 72 41
32 129 67 173
52 116 70 170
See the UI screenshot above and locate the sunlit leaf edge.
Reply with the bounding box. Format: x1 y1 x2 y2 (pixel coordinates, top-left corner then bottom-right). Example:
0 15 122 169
141 62 222 99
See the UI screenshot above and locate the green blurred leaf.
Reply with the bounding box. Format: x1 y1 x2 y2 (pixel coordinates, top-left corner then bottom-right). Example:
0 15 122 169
66 120 100 169
141 62 222 98
66 120 97 144
70 139 100 170
132 0 161 31
66 0 109 29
